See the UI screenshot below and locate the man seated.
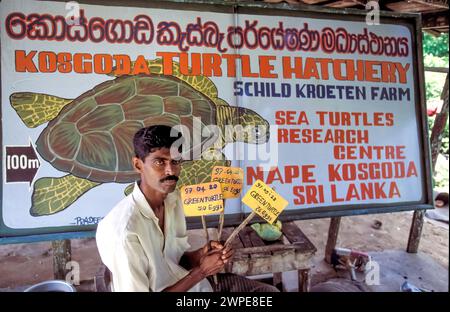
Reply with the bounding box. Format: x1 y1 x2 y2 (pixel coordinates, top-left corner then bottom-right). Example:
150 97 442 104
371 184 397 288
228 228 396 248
96 125 278 292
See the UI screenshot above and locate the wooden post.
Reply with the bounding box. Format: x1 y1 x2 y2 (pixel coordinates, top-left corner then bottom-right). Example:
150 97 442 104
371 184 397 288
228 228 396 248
407 210 425 253
408 74 449 253
52 239 72 280
298 269 310 292
325 217 341 263
273 272 283 292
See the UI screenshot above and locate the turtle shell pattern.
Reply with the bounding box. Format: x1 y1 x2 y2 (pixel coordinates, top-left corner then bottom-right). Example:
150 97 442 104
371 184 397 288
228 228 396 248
36 74 217 183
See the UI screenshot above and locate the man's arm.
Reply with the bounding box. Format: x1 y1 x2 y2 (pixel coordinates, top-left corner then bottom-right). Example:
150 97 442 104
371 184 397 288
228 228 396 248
163 249 224 292
180 246 206 270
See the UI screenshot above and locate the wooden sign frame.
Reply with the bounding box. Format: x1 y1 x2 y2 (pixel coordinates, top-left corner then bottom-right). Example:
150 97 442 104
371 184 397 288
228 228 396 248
0 0 432 244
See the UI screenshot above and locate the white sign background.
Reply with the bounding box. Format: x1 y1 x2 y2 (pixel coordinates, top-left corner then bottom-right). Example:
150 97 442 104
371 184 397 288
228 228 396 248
0 0 425 234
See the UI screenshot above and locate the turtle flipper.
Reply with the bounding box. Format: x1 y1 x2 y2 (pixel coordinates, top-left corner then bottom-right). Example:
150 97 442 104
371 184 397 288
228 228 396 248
213 98 229 106
31 175 99 216
10 92 72 128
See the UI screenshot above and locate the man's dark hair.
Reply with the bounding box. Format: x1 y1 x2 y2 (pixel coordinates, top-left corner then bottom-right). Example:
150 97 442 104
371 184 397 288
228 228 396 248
133 125 182 160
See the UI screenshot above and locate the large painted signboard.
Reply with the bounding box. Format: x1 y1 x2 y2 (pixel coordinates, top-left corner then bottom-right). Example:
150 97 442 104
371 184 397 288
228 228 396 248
0 0 432 243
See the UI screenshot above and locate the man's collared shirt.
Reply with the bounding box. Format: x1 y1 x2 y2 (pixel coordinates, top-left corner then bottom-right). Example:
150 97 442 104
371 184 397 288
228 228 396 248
96 182 213 292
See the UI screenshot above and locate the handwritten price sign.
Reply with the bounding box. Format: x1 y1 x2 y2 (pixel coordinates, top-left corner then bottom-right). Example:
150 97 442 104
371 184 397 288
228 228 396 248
211 166 244 199
242 180 288 224
181 182 224 217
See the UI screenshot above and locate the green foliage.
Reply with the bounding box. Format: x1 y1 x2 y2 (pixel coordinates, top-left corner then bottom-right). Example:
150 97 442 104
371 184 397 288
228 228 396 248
423 33 449 60
424 55 448 100
425 76 443 100
423 33 449 100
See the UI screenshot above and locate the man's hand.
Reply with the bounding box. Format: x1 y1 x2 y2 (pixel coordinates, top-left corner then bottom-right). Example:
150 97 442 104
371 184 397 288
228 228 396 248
198 249 225 277
196 241 235 278
208 241 234 264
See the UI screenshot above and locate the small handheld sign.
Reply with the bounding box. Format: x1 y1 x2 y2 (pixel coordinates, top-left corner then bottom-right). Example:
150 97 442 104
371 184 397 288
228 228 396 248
242 179 288 225
225 180 288 247
181 182 224 217
211 166 244 199
181 181 224 286
211 166 244 240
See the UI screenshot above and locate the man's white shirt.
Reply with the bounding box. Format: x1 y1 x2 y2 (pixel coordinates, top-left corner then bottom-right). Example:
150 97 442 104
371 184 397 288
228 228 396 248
96 182 213 292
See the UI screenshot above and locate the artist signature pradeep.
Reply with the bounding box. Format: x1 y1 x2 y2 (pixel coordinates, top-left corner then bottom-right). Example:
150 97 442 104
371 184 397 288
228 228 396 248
70 216 103 226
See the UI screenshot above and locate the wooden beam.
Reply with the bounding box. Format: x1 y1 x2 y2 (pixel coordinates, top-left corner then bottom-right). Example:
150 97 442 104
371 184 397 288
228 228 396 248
298 269 311 292
325 217 341 263
325 0 364 8
407 210 425 253
263 0 301 3
386 0 447 12
52 239 72 280
273 272 283 291
422 12 449 30
424 28 449 36
94 265 112 292
411 0 449 10
282 222 317 253
233 243 304 255
300 0 331 4
425 67 449 73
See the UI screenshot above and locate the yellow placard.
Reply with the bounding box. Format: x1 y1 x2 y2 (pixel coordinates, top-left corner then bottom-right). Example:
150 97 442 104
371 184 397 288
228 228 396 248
211 166 244 199
181 182 224 217
242 180 288 224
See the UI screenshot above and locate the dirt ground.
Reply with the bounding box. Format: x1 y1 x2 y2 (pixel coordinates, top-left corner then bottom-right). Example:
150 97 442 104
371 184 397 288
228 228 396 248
0 208 448 291
298 209 449 287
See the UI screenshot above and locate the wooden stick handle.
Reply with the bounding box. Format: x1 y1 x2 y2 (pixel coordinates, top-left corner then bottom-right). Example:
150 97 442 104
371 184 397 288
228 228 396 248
215 199 227 287
201 216 218 286
224 211 256 247
217 211 225 241
201 215 209 243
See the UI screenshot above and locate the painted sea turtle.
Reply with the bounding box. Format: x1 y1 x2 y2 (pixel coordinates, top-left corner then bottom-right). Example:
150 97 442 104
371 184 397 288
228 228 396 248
10 60 270 216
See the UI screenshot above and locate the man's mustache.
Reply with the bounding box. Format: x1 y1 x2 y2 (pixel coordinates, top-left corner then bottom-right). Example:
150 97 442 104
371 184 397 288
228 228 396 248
160 175 179 183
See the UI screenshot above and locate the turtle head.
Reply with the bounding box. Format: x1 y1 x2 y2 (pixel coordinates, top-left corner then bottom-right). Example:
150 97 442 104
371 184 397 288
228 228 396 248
238 108 269 144
230 107 270 144
217 106 270 144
